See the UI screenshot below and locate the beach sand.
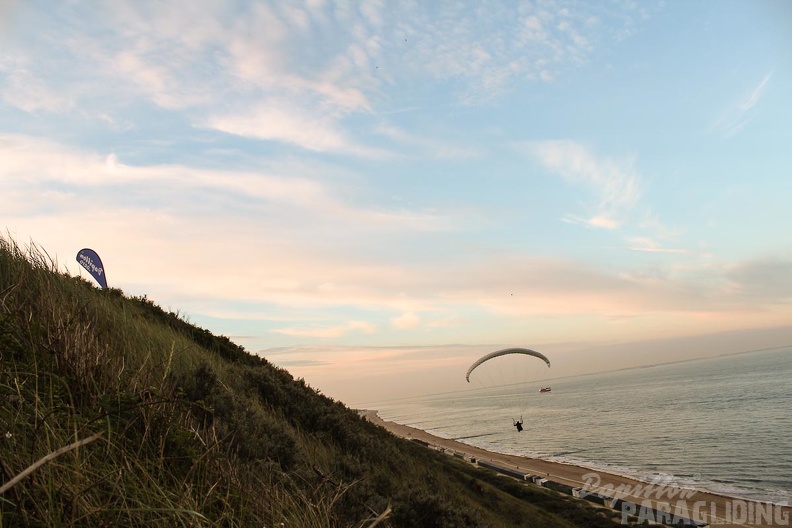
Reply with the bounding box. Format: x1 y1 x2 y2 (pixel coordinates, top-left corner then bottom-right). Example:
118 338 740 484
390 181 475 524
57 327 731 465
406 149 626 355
362 410 790 528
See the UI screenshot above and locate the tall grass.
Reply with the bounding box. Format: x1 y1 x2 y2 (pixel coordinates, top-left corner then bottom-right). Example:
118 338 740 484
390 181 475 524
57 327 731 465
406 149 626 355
0 237 370 526
1 236 624 527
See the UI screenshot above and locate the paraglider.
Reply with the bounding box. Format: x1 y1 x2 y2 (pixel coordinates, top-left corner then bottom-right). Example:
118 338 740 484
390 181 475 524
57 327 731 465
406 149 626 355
76 248 108 289
513 416 524 432
466 348 551 432
465 348 550 382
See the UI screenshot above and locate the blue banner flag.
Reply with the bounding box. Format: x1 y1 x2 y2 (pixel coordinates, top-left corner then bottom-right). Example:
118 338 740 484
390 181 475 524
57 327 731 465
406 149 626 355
76 248 108 289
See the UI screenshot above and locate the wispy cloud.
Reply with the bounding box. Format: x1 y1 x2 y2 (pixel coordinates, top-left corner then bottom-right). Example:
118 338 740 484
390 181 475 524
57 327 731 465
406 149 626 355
520 140 642 229
273 321 377 339
391 311 421 329
374 124 484 160
0 0 650 153
0 133 453 301
6 132 787 343
206 102 379 156
626 237 688 254
1 1 380 152
3 0 791 406
402 1 647 102
0 67 74 113
0 134 443 226
725 258 792 301
711 72 772 138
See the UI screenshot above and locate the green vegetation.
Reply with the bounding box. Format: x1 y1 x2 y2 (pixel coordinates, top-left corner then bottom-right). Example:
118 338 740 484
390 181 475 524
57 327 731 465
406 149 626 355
0 236 621 527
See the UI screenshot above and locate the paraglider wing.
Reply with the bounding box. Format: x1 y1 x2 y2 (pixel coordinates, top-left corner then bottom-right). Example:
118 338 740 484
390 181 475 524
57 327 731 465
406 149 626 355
76 248 108 289
465 348 550 382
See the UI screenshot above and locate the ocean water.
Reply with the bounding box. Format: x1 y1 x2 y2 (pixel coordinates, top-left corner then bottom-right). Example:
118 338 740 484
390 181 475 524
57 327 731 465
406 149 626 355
374 346 792 504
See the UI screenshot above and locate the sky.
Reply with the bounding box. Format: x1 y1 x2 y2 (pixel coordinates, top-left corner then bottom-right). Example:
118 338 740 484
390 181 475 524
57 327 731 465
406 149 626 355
2 0 791 406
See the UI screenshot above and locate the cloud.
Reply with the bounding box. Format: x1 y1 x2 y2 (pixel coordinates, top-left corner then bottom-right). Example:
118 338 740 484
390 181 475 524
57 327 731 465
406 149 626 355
272 321 377 338
711 72 772 138
265 328 792 404
740 73 772 111
562 214 620 230
0 134 329 204
401 0 644 102
373 124 484 160
262 343 481 377
0 1 24 41
391 311 421 329
725 258 792 301
426 316 464 328
206 102 386 157
626 237 687 254
1 1 382 153
207 105 346 152
4 134 787 337
1 68 74 113
1 0 651 151
0 134 448 230
520 140 642 229
0 133 454 304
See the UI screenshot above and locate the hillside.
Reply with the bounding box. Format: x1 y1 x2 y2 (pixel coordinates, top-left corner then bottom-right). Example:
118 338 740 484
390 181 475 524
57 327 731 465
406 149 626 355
0 237 622 527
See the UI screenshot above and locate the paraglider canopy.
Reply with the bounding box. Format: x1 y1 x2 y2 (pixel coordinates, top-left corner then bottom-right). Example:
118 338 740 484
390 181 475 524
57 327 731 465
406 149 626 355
465 348 550 382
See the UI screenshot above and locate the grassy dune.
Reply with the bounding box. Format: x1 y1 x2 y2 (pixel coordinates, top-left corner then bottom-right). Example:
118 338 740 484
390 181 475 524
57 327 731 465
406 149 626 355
0 236 622 527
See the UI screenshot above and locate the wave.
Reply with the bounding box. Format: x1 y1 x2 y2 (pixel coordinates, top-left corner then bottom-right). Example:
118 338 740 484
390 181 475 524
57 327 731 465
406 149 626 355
513 450 786 505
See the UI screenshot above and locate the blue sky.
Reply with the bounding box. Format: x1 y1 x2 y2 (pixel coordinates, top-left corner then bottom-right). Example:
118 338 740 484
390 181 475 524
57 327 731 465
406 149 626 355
2 1 791 405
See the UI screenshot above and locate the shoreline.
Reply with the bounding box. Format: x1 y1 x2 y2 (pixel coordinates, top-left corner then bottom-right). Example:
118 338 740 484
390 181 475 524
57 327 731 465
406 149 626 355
466 441 777 506
362 410 790 528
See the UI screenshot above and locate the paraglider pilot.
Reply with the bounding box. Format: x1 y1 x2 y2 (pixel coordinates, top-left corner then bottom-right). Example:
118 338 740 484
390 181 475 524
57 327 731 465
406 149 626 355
513 416 524 432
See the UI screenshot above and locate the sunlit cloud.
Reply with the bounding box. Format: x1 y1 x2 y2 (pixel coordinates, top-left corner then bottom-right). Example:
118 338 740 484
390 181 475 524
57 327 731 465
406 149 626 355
0 68 74 113
725 258 792 301
0 134 444 228
520 140 642 229
263 343 479 376
391 311 421 329
1 1 379 152
0 133 455 303
626 237 688 254
4 133 789 339
2 0 790 405
272 321 377 338
0 0 652 169
426 316 464 329
206 104 354 152
563 214 620 230
206 102 386 156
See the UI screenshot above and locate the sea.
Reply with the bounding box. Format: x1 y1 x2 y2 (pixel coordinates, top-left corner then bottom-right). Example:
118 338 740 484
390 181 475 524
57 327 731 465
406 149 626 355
373 346 792 505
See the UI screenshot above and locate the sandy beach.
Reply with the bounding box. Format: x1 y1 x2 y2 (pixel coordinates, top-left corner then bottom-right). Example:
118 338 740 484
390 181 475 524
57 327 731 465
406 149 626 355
363 410 790 528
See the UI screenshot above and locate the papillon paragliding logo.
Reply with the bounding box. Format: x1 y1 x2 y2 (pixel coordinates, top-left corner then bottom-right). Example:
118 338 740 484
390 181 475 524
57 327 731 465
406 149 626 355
76 248 108 289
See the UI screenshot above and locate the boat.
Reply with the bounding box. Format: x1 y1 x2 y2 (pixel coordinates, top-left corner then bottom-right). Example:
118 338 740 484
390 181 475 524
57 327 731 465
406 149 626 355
539 387 551 393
